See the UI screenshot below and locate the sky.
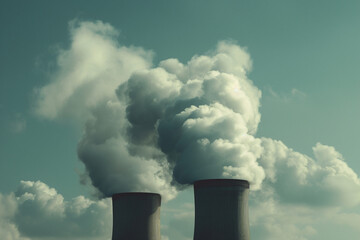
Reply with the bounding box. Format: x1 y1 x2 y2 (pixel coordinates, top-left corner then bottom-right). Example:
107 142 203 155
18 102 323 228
1 0 360 239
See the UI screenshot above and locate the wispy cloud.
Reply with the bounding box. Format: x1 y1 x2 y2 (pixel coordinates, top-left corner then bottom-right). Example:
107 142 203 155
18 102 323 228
267 87 307 102
10 114 26 133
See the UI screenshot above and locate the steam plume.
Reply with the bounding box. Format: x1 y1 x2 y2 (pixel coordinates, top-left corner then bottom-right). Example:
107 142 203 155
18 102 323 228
34 21 360 206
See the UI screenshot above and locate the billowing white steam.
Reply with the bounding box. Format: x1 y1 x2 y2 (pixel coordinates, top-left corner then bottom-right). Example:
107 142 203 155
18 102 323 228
35 21 360 205
118 42 265 192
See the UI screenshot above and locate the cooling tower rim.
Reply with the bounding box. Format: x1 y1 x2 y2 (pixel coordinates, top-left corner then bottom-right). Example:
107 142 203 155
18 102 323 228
112 192 161 200
193 178 250 188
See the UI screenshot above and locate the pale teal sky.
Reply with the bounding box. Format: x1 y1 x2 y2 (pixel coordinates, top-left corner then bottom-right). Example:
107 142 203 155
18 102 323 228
1 1 360 240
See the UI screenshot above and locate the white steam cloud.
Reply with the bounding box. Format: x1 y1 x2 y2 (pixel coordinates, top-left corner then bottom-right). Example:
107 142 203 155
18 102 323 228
28 21 360 240
32 19 360 239
34 20 360 203
35 20 152 121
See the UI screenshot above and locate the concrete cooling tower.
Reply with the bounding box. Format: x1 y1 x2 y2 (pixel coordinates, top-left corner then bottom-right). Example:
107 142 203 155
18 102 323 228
112 192 161 240
193 179 250 240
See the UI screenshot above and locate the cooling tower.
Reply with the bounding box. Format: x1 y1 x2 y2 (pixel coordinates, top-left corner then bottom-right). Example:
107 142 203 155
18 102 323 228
193 179 250 240
112 192 161 240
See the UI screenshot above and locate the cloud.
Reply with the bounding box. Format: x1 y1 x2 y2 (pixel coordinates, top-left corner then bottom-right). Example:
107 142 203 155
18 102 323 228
259 139 360 207
0 193 29 240
291 88 307 98
250 139 360 240
34 20 264 200
328 211 360 233
34 20 177 201
250 193 317 240
2 180 360 240
10 113 26 133
33 20 360 239
34 20 152 121
121 42 263 190
266 87 306 102
77 100 177 201
0 180 111 240
162 203 194 240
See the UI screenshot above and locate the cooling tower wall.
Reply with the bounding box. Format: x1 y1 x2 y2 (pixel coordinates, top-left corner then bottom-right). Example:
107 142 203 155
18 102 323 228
193 179 250 240
112 192 161 240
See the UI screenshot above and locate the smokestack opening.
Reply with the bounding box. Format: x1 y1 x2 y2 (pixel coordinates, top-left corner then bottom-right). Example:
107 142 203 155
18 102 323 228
112 192 161 240
193 179 250 240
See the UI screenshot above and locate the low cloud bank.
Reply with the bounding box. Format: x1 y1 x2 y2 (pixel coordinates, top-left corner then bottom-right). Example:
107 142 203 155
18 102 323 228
0 180 111 240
